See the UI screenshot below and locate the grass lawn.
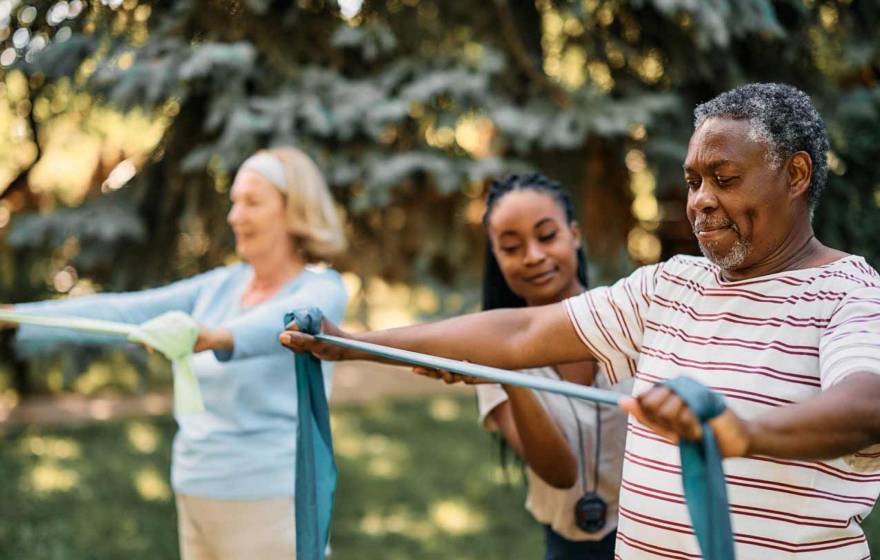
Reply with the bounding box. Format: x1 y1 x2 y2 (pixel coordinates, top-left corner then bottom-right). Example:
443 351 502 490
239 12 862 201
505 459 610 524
0 395 541 560
1 394 878 559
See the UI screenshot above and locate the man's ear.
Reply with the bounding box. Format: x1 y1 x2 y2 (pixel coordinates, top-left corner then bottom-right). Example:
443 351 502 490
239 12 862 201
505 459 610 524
787 151 812 202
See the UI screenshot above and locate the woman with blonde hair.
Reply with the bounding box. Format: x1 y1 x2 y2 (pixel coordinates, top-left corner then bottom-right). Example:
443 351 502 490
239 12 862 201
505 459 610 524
2 146 348 560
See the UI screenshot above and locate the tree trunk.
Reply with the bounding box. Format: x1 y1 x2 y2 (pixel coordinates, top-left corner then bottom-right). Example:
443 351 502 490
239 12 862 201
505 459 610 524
1 330 31 396
581 135 634 282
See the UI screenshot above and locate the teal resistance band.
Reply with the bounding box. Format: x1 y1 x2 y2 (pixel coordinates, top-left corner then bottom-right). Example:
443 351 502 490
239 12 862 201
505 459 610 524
316 334 622 406
662 377 735 560
285 308 735 560
0 309 204 414
286 310 336 560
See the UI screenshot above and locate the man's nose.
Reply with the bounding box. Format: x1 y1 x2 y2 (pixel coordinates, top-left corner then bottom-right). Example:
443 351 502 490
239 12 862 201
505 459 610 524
688 182 719 214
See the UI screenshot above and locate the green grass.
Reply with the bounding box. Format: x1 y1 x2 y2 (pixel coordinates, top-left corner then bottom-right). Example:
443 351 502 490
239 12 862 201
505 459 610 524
0 395 541 560
2 394 879 559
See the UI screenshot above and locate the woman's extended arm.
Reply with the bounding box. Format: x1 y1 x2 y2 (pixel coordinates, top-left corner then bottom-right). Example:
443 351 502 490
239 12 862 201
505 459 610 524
5 268 224 349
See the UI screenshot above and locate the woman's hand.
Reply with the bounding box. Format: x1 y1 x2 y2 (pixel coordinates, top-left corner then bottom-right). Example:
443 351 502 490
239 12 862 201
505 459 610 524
0 304 17 330
278 318 354 361
194 327 233 353
411 365 489 385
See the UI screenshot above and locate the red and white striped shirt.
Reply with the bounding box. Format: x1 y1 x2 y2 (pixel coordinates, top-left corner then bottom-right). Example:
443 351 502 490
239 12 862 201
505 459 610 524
565 254 880 559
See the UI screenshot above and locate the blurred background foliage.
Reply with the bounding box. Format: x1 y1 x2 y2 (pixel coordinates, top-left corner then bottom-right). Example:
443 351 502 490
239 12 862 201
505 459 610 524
0 0 878 399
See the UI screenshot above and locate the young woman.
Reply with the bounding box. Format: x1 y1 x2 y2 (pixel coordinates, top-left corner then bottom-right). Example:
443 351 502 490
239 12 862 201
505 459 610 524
415 174 629 559
2 147 348 560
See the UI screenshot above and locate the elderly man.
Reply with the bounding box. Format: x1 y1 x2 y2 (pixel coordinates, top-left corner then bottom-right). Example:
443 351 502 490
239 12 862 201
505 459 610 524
282 83 880 558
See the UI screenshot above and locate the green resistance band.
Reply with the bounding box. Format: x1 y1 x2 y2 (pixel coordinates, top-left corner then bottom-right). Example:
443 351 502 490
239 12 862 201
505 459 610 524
0 309 204 414
285 307 734 560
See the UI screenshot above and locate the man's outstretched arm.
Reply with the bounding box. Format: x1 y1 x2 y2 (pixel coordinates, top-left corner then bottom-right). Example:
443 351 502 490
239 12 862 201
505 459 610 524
280 302 594 371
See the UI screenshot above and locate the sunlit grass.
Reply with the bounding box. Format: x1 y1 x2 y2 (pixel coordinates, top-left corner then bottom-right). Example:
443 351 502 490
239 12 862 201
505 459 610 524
2 396 878 559
429 498 487 535
359 506 437 539
0 396 539 559
133 467 171 502
126 421 160 454
27 462 80 494
428 396 461 421
18 435 81 460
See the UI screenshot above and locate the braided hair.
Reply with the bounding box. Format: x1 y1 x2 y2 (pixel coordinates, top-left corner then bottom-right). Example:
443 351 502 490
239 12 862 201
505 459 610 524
481 173 589 311
481 173 589 476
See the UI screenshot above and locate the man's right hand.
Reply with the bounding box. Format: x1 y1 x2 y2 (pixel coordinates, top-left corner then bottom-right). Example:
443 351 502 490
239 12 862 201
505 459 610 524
279 317 352 361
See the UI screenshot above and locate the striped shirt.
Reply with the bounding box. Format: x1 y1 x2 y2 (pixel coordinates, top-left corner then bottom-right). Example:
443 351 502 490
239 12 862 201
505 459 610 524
564 254 880 559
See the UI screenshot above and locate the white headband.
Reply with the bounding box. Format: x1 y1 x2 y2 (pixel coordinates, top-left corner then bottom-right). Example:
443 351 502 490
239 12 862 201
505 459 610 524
239 153 287 192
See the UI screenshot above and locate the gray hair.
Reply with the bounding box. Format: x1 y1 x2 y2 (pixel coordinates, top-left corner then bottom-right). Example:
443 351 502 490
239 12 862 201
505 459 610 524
693 83 830 208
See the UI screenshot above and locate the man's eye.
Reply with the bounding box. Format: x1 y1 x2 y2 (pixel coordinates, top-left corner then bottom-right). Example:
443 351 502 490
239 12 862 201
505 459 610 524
716 176 737 186
686 179 701 190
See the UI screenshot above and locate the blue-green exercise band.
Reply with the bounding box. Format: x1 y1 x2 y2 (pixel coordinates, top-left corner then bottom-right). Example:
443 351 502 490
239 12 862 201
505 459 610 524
662 377 735 560
315 333 623 406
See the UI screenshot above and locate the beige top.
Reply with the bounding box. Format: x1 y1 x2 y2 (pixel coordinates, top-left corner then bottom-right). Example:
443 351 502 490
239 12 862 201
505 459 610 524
476 367 630 541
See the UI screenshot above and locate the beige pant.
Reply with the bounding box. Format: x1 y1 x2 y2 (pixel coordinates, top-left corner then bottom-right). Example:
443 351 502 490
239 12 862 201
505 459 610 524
176 494 296 560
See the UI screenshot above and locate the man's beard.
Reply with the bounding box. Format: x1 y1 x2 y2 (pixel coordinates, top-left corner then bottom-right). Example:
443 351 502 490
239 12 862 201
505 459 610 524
693 216 752 270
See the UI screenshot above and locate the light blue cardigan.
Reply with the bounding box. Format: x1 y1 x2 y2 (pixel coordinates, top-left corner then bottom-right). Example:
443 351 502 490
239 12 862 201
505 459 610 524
16 263 347 499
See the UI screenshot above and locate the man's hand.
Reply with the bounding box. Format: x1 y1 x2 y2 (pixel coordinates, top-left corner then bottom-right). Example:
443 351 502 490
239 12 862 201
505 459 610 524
620 386 752 458
278 318 352 361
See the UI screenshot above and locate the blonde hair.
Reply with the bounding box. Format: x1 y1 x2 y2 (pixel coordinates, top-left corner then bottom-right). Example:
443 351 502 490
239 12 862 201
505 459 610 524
259 147 348 262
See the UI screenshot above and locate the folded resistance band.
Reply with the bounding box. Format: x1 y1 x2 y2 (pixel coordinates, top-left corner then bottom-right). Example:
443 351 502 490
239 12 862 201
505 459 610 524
0 309 204 414
286 307 735 560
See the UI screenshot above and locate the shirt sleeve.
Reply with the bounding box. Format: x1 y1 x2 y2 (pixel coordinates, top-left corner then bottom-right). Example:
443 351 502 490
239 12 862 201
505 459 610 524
14 268 224 350
215 271 348 362
475 383 509 431
820 287 880 388
563 262 662 384
819 286 880 472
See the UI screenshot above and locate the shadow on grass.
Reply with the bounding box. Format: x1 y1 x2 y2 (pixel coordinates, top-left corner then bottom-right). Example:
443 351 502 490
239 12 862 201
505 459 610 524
2 394 878 559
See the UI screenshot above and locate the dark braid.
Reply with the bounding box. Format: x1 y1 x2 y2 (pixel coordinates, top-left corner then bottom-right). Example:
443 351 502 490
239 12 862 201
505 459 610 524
481 173 588 311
